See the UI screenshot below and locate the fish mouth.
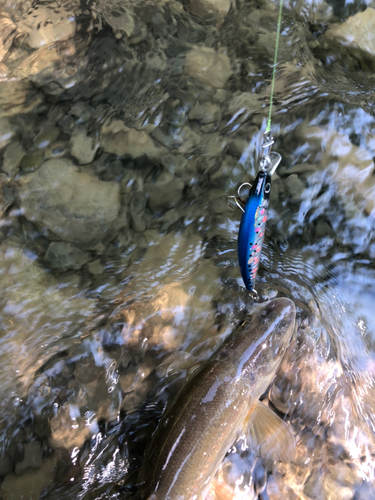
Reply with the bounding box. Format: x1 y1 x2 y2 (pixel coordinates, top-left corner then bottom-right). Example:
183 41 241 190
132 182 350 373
258 297 296 339
266 297 296 320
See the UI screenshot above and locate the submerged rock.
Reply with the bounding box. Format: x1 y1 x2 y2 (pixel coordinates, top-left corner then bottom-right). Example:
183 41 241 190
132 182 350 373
190 0 232 19
0 117 16 150
70 129 98 165
19 6 76 49
101 121 164 159
50 404 92 450
325 8 375 61
44 242 91 271
2 141 26 176
184 47 232 89
19 159 121 247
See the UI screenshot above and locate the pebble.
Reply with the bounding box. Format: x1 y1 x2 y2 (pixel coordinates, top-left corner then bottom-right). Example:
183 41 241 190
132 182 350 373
70 129 98 165
44 242 91 271
33 127 59 149
129 192 147 232
19 150 44 173
2 141 26 176
86 259 104 276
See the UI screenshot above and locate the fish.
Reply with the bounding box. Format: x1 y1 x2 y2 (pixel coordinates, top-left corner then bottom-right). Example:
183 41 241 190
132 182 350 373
237 171 271 292
138 297 296 500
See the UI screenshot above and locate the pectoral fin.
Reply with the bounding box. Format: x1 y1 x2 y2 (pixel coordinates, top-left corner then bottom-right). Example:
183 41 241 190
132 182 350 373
247 400 295 463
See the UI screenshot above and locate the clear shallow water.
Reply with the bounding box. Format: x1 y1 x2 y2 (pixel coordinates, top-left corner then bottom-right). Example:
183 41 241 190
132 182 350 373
1 0 375 498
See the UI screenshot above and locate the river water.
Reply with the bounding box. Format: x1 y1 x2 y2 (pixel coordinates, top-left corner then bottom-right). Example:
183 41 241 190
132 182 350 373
0 0 375 498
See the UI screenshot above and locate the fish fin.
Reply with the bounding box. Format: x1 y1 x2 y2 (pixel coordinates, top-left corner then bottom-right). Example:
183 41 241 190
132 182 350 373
207 479 235 500
247 400 295 463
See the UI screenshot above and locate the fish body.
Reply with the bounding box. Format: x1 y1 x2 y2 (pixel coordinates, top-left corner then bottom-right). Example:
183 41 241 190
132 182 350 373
139 298 296 500
238 171 271 291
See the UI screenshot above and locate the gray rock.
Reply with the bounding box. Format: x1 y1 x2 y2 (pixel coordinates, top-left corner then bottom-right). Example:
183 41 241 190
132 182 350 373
19 158 121 247
129 192 147 232
2 141 25 176
45 242 90 271
70 128 98 165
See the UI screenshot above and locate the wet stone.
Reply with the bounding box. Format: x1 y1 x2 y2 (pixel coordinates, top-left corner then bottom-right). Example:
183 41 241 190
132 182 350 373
70 129 98 165
19 150 44 173
2 140 25 176
44 242 91 271
33 127 60 149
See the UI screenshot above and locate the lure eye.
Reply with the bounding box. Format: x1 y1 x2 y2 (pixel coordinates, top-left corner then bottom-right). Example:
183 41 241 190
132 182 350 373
264 183 271 194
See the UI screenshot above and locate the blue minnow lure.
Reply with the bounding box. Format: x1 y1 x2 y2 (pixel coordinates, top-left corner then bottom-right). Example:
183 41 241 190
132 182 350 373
228 132 281 294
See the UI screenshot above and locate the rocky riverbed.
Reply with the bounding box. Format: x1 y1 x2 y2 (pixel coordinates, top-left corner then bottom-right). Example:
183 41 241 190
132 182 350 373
1 0 375 498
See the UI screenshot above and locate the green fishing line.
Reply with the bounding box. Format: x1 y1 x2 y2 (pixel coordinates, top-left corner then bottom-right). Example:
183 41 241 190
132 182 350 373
265 0 284 134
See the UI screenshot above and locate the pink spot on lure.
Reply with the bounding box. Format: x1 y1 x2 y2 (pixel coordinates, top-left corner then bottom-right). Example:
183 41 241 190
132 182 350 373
260 209 265 215
262 216 267 223
255 228 261 233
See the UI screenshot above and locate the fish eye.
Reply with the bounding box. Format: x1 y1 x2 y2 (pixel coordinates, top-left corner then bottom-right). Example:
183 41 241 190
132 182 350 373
264 183 271 193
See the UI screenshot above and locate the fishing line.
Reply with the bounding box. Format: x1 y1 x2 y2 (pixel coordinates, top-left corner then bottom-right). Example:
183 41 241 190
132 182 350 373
266 0 284 134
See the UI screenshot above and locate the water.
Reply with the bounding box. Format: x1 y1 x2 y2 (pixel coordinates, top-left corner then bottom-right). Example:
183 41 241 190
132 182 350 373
0 0 375 498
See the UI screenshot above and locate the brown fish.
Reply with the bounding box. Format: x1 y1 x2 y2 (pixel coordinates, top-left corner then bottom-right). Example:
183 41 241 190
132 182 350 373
139 297 296 500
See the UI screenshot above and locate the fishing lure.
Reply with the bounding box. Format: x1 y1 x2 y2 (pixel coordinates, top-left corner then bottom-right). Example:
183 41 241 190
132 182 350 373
228 132 281 294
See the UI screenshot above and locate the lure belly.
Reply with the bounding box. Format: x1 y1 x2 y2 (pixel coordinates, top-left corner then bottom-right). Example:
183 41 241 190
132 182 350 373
238 171 271 291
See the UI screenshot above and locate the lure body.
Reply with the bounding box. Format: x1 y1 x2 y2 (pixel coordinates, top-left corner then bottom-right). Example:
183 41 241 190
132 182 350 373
238 171 271 291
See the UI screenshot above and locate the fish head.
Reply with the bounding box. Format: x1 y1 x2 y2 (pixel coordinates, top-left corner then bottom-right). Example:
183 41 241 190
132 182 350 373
238 297 296 398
